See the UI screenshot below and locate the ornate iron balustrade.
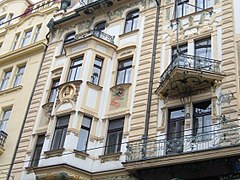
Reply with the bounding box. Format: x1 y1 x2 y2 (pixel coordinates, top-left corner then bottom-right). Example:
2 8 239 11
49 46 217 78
160 54 221 85
75 30 115 44
0 130 7 148
126 122 240 162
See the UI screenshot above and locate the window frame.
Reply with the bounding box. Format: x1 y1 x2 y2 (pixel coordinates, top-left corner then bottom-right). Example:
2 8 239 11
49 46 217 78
116 58 132 85
48 78 60 103
13 65 25 87
94 21 106 31
0 69 12 91
61 32 76 55
91 56 103 85
0 108 12 131
175 0 189 18
21 29 32 47
67 57 83 82
33 25 41 43
31 134 45 167
195 0 212 12
51 115 70 150
76 116 92 152
105 118 124 155
12 33 20 51
124 9 139 33
0 15 6 27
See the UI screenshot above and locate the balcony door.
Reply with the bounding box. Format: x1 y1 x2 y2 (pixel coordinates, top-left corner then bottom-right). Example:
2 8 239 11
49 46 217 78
167 107 185 155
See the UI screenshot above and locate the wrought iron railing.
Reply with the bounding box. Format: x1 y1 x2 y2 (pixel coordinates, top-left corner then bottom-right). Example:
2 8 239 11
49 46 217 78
126 122 240 162
75 30 115 44
160 54 221 85
0 130 7 148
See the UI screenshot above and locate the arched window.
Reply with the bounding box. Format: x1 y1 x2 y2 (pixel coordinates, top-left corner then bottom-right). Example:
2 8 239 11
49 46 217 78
94 21 106 31
124 9 139 33
61 31 76 54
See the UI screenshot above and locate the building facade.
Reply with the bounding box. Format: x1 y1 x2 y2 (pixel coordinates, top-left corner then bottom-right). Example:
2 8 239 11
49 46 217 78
9 0 240 179
0 0 59 179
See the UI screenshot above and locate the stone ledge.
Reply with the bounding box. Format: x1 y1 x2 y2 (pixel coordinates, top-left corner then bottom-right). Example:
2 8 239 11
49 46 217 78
44 148 65 158
99 152 122 163
74 149 89 160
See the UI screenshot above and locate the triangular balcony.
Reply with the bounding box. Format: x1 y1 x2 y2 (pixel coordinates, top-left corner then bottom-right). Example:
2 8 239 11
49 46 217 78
156 54 225 98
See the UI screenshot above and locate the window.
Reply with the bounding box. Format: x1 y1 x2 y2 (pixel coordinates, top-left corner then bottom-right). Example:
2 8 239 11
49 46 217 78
8 13 14 25
195 38 211 58
61 32 76 54
193 100 212 141
0 70 12 91
31 135 45 167
94 21 106 31
21 30 32 47
116 59 132 85
172 44 188 59
13 65 25 87
91 57 103 85
195 0 212 12
48 79 60 103
76 116 92 152
105 118 124 155
0 109 11 131
175 0 189 18
33 25 41 42
51 115 69 150
67 57 83 82
167 107 185 154
124 10 139 33
0 16 6 27
12 33 20 50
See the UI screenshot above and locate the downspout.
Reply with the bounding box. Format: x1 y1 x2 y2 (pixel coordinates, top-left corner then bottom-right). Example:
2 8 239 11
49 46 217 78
143 0 161 156
7 32 50 180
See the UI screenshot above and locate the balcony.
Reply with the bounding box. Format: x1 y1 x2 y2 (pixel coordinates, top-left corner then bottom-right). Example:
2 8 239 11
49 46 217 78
67 30 115 45
0 130 7 154
156 54 224 98
125 121 240 163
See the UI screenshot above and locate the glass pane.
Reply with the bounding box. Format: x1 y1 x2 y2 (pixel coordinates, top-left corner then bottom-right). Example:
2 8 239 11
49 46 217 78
169 108 185 119
116 70 125 84
72 59 82 66
59 127 67 149
206 0 212 8
82 116 92 128
65 32 75 42
109 119 124 130
32 146 43 167
94 58 103 67
77 128 89 151
51 129 62 150
94 21 106 31
132 17 138 30
2 109 11 120
124 20 132 33
75 67 81 80
57 116 69 127
106 132 118 154
124 68 131 83
68 68 76 82
49 89 58 102
0 79 8 90
91 67 100 84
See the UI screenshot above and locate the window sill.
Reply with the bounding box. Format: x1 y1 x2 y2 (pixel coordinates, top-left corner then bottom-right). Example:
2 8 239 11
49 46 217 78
86 81 103 91
0 85 23 96
44 148 64 158
74 149 89 160
171 7 213 22
99 152 122 163
119 29 139 39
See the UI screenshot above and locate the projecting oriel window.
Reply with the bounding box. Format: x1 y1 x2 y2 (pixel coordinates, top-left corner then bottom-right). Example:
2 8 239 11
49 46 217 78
67 57 83 82
124 10 139 33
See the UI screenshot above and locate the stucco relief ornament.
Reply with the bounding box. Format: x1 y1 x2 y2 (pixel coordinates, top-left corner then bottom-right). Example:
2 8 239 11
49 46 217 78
59 84 76 103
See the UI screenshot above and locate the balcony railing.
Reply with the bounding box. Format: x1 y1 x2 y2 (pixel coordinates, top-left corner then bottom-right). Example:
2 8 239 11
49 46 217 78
0 130 7 148
74 30 115 44
126 121 240 162
160 54 221 85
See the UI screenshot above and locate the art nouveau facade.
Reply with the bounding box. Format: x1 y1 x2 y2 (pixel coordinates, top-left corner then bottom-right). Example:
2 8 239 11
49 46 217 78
9 0 240 179
0 0 59 179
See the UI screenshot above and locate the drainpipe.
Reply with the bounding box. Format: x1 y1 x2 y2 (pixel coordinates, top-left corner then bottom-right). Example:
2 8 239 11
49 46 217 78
142 0 161 158
7 32 50 180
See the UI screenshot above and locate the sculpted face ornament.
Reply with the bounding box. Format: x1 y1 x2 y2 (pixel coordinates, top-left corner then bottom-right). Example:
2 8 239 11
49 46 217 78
59 84 76 102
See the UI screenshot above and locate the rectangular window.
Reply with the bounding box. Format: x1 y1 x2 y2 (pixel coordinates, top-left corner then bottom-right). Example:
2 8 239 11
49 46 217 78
31 135 45 167
124 10 139 33
196 0 212 12
105 118 124 155
193 100 212 141
0 16 6 27
33 25 41 43
172 44 188 59
167 107 185 154
0 70 12 91
48 79 60 103
21 30 32 47
76 116 92 152
51 115 69 150
13 65 25 87
175 0 189 18
91 57 103 85
67 57 83 82
12 33 20 50
195 38 211 58
0 109 12 131
116 59 132 85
